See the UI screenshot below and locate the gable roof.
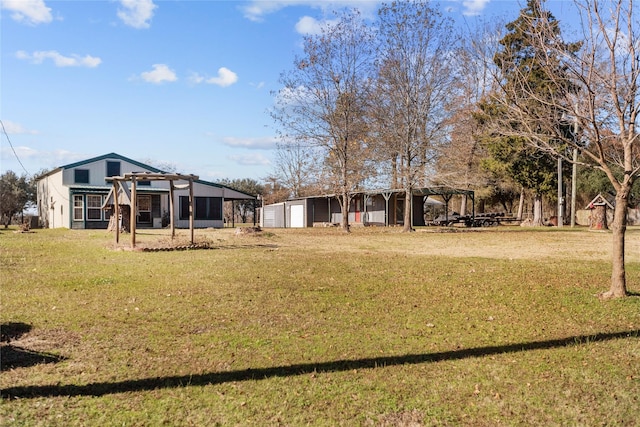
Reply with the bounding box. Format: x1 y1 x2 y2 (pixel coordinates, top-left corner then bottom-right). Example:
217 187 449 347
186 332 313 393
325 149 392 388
60 152 165 173
36 152 164 180
585 193 614 210
36 152 257 200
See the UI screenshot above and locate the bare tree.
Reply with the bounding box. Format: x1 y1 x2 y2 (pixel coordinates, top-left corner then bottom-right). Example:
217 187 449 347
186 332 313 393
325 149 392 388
490 0 639 298
435 20 507 215
272 138 319 199
271 10 375 231
373 0 458 231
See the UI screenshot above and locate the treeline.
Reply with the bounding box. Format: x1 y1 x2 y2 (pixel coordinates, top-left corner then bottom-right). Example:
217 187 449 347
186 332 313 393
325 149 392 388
263 0 638 233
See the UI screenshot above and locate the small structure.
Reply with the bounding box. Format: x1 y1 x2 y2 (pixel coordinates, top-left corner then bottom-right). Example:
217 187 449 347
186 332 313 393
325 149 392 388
585 194 613 230
260 187 475 228
106 172 198 248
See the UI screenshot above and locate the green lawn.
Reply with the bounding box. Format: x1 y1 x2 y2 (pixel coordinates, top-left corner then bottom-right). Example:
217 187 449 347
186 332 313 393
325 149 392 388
1 226 639 426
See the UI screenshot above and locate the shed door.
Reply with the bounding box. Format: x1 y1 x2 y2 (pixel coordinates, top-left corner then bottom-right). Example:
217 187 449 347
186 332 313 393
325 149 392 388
290 205 305 228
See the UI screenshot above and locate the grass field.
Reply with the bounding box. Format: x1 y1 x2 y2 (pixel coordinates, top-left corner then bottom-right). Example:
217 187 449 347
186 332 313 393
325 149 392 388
1 226 639 426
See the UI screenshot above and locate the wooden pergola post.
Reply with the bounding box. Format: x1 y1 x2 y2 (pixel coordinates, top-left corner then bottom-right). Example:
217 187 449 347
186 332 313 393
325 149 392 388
113 180 120 244
169 181 175 240
130 176 137 248
189 178 194 244
108 172 199 248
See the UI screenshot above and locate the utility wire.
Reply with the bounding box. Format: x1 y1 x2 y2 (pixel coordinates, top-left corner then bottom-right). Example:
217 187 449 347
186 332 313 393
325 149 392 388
0 119 30 176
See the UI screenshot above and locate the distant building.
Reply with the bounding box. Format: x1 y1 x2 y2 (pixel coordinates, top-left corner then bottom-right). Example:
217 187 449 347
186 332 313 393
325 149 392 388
260 188 474 228
36 153 255 229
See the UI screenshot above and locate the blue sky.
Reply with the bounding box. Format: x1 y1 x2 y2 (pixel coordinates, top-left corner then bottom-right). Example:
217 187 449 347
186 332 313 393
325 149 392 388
1 0 581 182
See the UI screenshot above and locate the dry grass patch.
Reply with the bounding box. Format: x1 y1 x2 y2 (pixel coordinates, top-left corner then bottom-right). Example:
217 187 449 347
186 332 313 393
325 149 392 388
1 226 638 426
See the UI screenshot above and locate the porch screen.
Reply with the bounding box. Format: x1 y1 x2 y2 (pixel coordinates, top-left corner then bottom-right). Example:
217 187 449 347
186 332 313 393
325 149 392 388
179 196 222 221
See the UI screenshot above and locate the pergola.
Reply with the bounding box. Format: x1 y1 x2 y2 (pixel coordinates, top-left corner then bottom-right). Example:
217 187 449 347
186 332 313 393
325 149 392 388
106 172 199 248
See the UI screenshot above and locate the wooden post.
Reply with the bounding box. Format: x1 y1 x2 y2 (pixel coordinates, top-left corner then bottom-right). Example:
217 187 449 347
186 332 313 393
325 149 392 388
169 181 175 240
189 178 194 244
131 176 137 248
114 180 120 244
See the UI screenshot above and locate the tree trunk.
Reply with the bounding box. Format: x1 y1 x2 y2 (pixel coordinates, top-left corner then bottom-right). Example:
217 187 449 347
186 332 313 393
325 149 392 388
517 188 525 220
590 205 608 230
532 193 543 226
460 196 467 217
601 192 629 299
340 191 350 232
402 188 413 232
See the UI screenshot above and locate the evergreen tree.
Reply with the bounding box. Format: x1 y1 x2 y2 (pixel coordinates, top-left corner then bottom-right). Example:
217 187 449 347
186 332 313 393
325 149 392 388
483 0 580 225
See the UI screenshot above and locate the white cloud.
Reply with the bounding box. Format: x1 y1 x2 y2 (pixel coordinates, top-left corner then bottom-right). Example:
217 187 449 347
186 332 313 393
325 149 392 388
242 1 379 22
1 120 39 135
1 0 52 25
140 64 177 84
228 153 271 166
117 0 157 29
462 0 490 16
16 50 102 67
222 136 278 150
0 147 86 169
295 16 322 35
191 67 238 87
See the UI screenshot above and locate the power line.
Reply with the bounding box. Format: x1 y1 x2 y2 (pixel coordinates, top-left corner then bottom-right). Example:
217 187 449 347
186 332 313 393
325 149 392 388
0 119 30 176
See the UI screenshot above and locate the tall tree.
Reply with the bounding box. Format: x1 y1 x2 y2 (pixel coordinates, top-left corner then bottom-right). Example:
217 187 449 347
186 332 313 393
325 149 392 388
484 0 580 226
0 171 33 228
435 20 505 215
489 0 639 297
272 138 319 199
373 0 457 231
271 10 375 231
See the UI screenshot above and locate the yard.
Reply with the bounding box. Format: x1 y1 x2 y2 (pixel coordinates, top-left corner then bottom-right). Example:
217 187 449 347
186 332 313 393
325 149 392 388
1 226 639 426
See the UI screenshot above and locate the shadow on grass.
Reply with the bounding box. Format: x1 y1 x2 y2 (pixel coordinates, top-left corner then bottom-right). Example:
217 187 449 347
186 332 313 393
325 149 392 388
1 345 67 372
1 322 67 372
2 329 637 400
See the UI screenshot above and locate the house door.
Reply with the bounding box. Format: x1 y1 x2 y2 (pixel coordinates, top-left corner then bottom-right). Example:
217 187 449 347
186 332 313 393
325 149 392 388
137 195 152 226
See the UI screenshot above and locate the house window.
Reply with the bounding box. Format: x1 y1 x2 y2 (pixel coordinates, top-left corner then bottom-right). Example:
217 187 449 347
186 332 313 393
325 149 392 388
73 195 84 221
106 161 121 177
137 195 152 223
180 196 222 221
75 169 89 184
86 195 103 221
138 180 151 186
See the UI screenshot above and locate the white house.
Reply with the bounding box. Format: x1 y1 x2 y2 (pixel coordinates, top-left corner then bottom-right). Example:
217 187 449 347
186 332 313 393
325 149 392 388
36 153 255 229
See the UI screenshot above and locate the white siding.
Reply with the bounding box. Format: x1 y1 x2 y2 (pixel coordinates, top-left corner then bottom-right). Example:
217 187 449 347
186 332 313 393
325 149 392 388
37 170 68 228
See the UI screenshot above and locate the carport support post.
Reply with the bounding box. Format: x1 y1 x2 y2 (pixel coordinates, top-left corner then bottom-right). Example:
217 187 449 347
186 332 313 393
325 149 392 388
382 192 392 227
442 193 453 223
131 176 137 248
363 194 370 225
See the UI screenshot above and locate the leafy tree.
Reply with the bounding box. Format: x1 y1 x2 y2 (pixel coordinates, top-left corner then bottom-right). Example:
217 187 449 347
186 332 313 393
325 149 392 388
483 0 580 226
0 171 33 228
373 0 457 231
219 178 264 224
271 9 376 232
